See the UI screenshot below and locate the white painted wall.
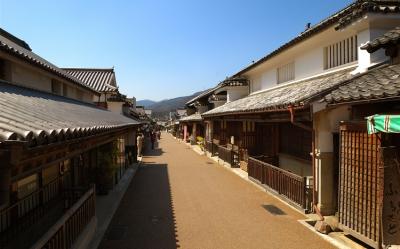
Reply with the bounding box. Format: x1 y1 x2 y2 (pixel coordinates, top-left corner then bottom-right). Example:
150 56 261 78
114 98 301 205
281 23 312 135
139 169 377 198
8 59 95 103
12 63 52 92
227 87 248 102
108 102 124 115
245 15 400 95
213 101 226 108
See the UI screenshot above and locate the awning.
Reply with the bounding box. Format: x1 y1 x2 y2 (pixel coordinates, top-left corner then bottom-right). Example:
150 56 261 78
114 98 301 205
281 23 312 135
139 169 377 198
367 115 400 134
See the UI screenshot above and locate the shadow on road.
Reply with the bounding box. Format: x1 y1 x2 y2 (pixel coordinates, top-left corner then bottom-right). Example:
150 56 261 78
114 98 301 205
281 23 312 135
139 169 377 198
99 161 179 249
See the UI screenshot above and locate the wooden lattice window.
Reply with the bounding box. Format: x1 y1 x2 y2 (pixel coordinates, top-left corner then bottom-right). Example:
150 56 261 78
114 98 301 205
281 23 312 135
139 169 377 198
324 35 358 69
277 62 295 84
279 123 311 160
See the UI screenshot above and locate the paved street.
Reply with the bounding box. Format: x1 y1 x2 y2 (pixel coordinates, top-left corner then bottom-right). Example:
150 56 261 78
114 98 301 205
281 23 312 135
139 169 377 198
99 133 335 249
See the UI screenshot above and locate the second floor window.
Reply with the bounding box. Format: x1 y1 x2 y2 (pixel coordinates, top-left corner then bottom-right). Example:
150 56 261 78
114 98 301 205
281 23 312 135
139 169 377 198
324 35 358 70
277 62 295 84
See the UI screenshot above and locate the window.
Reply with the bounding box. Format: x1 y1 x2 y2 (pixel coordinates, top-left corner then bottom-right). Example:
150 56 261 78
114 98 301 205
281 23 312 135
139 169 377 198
63 84 68 97
279 123 311 160
324 35 358 69
51 79 62 95
277 62 295 84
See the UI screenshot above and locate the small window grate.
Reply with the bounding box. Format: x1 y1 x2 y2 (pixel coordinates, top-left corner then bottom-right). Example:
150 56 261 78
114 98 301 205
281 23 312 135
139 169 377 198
324 35 358 69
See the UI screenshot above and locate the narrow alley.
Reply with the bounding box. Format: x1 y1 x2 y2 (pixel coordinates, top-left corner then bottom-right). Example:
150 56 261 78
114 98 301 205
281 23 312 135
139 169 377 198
99 133 335 249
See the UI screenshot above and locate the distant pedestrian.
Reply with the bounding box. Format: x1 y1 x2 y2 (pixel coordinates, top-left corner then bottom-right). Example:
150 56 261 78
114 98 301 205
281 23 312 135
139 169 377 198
150 131 156 149
157 130 161 140
137 133 144 156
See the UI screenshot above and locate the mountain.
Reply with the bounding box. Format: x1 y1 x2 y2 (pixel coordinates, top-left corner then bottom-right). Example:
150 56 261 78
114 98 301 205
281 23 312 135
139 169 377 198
136 99 157 107
139 91 203 120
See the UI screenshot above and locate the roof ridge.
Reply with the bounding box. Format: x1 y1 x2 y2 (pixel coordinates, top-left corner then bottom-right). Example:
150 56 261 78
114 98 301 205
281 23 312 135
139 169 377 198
63 67 114 71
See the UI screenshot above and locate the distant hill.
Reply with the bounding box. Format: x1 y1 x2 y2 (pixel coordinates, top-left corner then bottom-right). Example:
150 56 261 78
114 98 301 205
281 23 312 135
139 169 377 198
138 91 203 120
136 99 157 107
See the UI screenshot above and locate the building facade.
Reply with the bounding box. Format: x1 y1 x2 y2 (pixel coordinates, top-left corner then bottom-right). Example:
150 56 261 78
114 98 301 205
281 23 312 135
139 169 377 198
0 28 139 248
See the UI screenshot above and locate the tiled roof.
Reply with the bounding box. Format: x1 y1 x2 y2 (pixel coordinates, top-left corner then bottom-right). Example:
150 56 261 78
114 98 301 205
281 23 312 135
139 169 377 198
202 69 354 117
324 63 400 104
0 80 139 147
208 94 227 102
232 0 400 78
219 77 248 87
186 77 248 105
63 68 117 92
361 27 400 53
336 1 400 31
179 113 203 122
186 87 218 106
0 29 97 93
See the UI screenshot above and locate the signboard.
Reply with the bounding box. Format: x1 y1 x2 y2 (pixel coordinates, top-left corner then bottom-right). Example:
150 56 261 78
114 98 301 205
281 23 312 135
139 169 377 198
382 147 400 246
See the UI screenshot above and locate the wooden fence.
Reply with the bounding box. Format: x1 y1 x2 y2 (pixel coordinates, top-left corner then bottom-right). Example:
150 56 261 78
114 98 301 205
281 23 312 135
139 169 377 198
32 185 96 249
338 122 382 247
205 140 214 155
218 145 233 165
248 156 311 211
0 176 64 248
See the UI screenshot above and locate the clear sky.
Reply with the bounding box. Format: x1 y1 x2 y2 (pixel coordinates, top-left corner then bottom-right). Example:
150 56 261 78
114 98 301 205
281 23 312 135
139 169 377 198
0 0 353 101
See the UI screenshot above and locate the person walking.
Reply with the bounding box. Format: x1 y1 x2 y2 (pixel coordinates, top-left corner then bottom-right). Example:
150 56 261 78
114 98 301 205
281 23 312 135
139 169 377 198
150 131 156 149
137 133 144 157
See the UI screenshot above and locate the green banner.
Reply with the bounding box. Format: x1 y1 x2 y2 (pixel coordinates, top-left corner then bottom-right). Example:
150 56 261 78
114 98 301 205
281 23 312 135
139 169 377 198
367 115 400 134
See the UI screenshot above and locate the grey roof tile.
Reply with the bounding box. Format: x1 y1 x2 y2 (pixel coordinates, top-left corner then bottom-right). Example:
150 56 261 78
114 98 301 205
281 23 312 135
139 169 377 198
361 27 400 53
179 113 203 122
202 69 354 117
0 81 139 147
0 29 98 93
63 68 117 92
325 63 400 104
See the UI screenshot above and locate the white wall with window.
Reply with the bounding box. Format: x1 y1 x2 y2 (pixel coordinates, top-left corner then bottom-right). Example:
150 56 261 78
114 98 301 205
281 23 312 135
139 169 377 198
244 16 400 95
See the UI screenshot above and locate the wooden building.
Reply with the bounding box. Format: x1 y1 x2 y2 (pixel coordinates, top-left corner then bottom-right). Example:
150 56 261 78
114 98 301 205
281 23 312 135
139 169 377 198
0 28 139 248
195 1 400 246
64 68 139 120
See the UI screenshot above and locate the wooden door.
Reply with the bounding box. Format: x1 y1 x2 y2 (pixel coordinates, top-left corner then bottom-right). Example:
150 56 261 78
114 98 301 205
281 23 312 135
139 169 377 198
338 122 382 247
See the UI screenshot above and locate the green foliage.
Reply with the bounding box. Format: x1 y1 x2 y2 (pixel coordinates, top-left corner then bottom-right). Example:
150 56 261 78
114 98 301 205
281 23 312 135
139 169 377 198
197 136 205 151
96 141 119 184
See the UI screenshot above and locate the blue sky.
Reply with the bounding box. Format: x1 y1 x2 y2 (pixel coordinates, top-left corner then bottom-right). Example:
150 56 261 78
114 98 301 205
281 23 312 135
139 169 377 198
0 0 353 101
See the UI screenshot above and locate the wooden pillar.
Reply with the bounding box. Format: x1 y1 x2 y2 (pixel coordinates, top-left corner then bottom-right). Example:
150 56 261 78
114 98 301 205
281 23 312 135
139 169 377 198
0 142 23 207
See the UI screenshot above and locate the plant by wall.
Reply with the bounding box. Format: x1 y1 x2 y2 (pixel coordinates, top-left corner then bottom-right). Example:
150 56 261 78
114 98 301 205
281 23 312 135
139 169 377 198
96 141 119 193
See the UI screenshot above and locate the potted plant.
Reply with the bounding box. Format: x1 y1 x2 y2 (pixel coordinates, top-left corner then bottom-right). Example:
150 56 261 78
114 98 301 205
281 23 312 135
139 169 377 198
96 142 118 195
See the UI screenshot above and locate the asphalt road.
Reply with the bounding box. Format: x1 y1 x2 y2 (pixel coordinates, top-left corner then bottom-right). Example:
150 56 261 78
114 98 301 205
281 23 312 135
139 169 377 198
99 133 335 249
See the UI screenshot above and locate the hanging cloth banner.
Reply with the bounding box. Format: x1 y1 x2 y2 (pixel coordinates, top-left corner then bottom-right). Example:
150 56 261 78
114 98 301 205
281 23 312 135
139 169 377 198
367 115 400 135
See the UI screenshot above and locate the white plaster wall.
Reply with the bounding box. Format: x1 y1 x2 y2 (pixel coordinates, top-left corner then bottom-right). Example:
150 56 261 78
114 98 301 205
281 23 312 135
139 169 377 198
314 105 351 152
108 102 124 115
12 64 52 92
261 70 276 89
227 87 248 102
295 47 324 80
213 101 225 108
